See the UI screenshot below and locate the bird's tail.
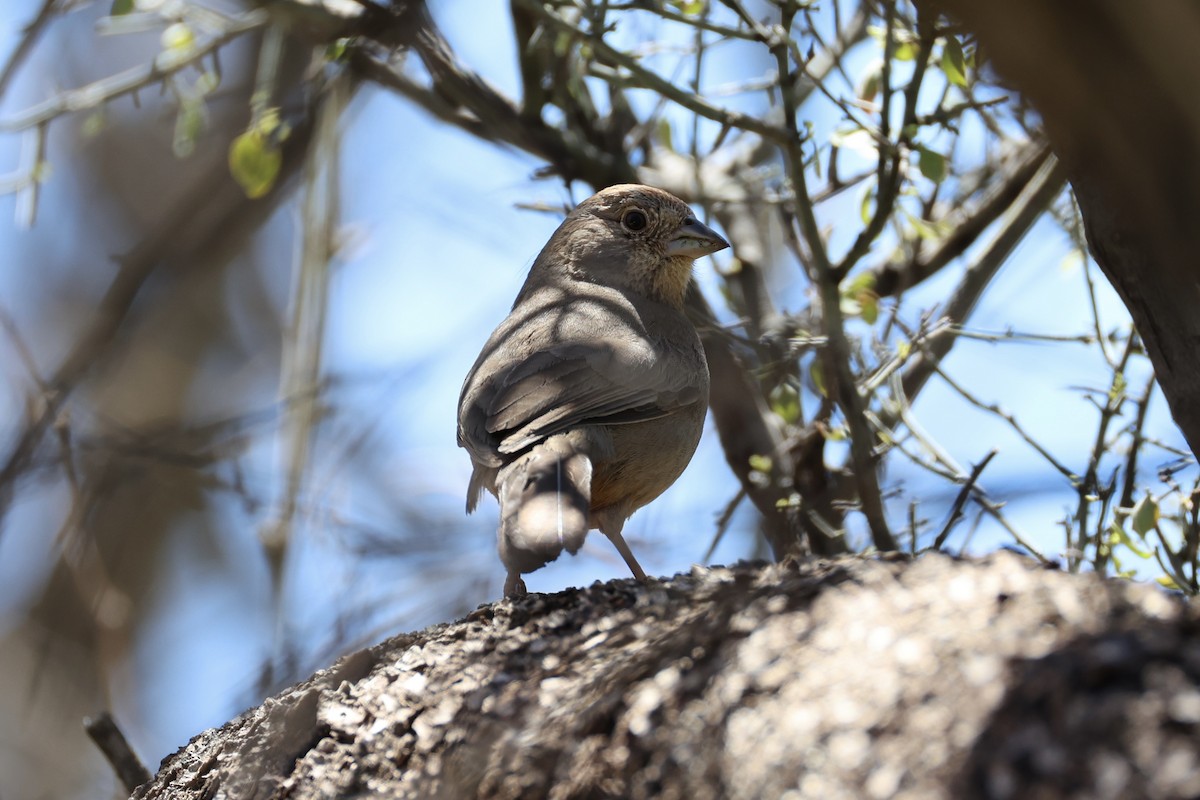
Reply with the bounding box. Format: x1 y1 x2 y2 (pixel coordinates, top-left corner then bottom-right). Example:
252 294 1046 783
497 433 592 584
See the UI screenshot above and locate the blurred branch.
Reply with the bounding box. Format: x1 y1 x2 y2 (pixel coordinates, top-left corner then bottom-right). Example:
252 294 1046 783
0 104 319 536
0 0 58 99
261 72 348 595
0 9 269 132
349 17 636 186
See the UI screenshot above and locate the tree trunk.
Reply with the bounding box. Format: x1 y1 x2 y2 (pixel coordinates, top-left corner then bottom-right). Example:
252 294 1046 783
130 554 1200 799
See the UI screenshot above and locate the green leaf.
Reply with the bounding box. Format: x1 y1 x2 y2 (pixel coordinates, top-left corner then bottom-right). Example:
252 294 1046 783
859 182 875 224
173 100 206 158
82 111 107 138
859 293 879 324
917 146 947 183
809 359 827 398
941 36 968 88
903 209 940 240
1130 493 1160 536
1108 522 1152 559
748 454 773 473
775 493 802 510
841 272 879 324
844 272 876 295
656 117 674 152
857 69 881 103
326 38 352 63
229 128 282 199
823 425 848 442
160 22 195 54
830 127 878 159
769 384 802 426
1156 574 1181 590
195 71 221 95
1108 372 1127 404
110 0 134 15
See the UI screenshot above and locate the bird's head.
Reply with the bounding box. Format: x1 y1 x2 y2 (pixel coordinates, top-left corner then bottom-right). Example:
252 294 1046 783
538 184 729 308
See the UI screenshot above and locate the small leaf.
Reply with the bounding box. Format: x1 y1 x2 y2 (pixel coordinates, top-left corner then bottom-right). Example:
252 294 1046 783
195 71 221 95
30 160 51 183
769 384 802 426
859 183 875 224
904 209 939 240
326 37 352 62
173 100 206 157
161 22 195 54
844 272 877 295
917 146 947 183
1108 523 1152 559
809 359 827 398
841 272 879 324
775 493 802 509
1108 372 1127 404
857 69 882 103
859 293 879 324
830 127 878 159
1130 493 1160 537
656 117 674 152
110 0 134 15
823 425 848 442
229 129 282 199
1156 574 1181 590
1059 250 1085 274
748 454 773 474
941 36 968 88
82 111 107 138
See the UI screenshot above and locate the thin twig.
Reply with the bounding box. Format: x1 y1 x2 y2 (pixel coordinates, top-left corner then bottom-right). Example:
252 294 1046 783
704 488 746 564
85 712 151 793
0 0 58 99
773 2 895 551
933 449 996 550
518 0 791 143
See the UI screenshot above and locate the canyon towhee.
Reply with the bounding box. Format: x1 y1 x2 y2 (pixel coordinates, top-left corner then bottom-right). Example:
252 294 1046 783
458 185 729 596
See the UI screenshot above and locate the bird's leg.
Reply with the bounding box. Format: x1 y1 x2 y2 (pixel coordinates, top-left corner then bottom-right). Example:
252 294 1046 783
504 572 528 597
600 520 648 581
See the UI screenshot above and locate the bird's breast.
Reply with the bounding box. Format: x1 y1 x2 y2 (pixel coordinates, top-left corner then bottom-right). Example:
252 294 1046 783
589 401 707 514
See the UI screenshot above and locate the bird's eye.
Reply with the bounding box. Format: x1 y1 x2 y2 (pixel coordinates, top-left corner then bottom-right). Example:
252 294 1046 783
622 209 648 232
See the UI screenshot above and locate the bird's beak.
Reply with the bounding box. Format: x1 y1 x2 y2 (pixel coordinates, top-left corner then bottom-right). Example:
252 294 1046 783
666 217 729 259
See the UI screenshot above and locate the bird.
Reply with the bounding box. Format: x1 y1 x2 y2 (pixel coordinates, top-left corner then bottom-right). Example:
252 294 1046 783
457 184 729 596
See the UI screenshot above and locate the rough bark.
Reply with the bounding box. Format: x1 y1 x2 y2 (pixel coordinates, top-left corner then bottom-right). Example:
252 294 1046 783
131 554 1200 800
927 0 1200 460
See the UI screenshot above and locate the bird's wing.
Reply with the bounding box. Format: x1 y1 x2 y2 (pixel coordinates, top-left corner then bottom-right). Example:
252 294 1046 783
479 336 703 456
